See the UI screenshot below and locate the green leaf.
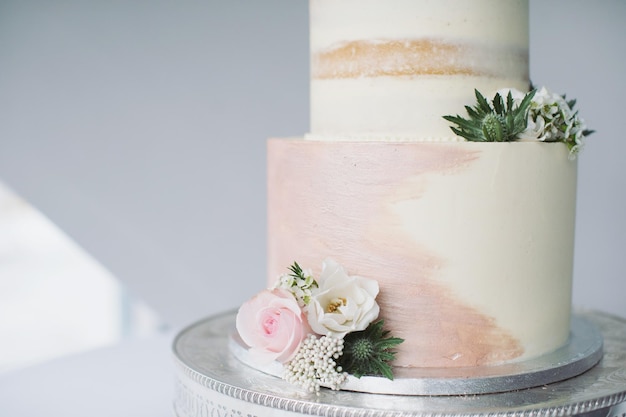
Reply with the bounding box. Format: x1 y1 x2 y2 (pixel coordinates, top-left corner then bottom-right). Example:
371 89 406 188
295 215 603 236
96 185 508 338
475 89 492 114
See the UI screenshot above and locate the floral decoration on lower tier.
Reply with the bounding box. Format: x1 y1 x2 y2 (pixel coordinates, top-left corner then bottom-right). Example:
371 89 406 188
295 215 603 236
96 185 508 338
235 258 403 393
444 86 593 159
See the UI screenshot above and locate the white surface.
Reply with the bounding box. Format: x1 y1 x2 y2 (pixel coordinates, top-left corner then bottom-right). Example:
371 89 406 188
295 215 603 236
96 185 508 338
0 1 624 415
0 181 162 373
0 330 175 417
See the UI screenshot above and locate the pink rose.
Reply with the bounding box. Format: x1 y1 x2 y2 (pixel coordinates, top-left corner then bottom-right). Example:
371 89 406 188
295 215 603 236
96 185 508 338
236 288 310 364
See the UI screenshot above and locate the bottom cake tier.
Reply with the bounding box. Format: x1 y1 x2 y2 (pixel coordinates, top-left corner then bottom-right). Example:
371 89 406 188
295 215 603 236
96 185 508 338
172 310 626 417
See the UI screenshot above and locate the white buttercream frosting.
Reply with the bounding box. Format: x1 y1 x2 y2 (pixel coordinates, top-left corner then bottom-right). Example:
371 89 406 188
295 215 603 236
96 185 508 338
309 0 529 138
310 0 529 50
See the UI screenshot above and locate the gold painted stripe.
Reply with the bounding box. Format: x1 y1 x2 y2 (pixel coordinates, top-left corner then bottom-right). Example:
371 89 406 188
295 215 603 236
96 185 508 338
312 39 501 79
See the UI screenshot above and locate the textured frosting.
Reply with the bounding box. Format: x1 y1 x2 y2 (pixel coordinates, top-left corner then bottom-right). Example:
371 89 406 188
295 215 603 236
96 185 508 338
267 139 576 368
310 0 529 138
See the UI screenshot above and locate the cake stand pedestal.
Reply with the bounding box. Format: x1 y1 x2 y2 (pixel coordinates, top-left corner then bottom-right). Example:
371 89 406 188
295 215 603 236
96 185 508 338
173 310 626 417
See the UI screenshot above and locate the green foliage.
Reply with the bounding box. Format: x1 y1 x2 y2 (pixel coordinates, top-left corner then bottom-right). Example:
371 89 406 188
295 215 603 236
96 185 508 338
443 89 536 142
288 262 306 280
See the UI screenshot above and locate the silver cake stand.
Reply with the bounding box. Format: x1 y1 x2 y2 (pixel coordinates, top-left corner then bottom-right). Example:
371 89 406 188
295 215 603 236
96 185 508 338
172 310 626 417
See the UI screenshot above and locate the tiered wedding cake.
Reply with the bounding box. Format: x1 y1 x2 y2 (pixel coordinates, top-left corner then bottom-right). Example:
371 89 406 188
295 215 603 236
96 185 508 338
174 0 597 410
264 0 581 373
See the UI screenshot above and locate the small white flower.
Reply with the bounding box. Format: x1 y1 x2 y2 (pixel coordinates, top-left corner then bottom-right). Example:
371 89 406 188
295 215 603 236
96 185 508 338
518 114 547 141
274 267 318 307
498 86 589 157
306 258 379 339
275 274 295 289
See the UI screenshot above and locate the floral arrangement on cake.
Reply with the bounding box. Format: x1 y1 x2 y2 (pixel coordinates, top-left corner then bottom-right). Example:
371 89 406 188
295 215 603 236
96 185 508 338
235 258 403 393
444 86 593 159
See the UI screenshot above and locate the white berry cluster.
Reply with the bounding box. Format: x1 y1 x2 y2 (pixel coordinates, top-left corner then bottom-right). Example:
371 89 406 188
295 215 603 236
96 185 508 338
284 334 347 393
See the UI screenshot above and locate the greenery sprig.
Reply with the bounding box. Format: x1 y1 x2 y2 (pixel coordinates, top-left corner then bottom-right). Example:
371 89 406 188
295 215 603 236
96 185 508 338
288 261 307 280
443 89 536 142
337 320 404 380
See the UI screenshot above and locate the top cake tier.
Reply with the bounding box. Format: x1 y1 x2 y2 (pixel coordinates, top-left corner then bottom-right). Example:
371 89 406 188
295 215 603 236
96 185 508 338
309 0 529 139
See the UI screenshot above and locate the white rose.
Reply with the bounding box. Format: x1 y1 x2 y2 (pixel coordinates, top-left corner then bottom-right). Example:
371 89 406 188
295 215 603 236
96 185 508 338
306 258 379 338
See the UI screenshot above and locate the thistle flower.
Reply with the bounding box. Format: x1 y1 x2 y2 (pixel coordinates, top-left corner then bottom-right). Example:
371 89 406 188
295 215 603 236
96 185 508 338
443 89 535 142
336 320 404 380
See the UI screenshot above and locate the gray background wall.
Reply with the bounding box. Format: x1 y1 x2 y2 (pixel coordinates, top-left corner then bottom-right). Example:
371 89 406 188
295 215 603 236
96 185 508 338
0 0 624 329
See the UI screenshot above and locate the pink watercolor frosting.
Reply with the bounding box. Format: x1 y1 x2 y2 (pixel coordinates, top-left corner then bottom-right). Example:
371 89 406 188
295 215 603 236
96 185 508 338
267 138 576 368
